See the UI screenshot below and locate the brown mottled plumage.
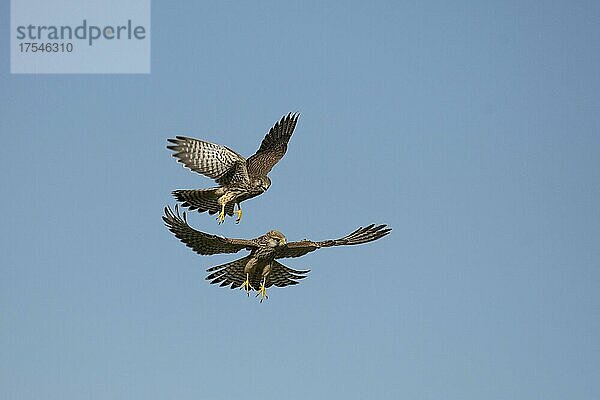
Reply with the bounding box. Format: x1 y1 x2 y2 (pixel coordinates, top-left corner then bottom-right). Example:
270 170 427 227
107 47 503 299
167 113 299 224
162 206 392 302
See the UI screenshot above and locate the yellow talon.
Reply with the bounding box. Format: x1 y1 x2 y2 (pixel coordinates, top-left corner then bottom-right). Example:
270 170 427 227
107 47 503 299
255 278 268 303
235 208 243 224
240 274 253 296
216 204 226 224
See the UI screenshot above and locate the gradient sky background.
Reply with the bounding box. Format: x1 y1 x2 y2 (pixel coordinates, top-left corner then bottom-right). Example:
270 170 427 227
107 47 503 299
1 1 599 399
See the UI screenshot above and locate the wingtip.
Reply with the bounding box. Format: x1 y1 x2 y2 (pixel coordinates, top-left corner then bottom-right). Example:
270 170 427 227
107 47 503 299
378 224 392 234
163 204 190 226
280 111 300 124
162 206 174 226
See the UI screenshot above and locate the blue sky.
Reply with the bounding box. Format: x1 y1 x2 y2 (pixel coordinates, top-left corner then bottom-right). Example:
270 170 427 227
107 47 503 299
1 1 599 399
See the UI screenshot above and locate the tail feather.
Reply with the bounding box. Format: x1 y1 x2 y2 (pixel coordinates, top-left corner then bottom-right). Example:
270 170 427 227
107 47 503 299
206 256 250 289
205 258 310 291
172 188 235 216
268 261 310 288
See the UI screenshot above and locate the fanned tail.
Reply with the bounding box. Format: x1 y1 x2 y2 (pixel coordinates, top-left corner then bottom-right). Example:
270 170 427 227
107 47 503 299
205 258 310 290
172 188 235 216
268 260 310 288
206 256 251 289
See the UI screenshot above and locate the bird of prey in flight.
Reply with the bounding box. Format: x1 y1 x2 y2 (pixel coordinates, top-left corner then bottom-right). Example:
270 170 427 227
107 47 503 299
167 112 299 224
163 206 391 302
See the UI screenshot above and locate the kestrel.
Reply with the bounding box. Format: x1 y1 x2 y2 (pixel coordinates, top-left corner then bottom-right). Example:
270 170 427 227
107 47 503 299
163 206 391 302
167 112 299 224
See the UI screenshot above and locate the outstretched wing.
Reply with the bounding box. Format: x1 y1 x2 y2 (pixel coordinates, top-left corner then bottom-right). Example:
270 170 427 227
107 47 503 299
163 206 258 255
275 224 391 259
246 112 299 176
167 136 249 185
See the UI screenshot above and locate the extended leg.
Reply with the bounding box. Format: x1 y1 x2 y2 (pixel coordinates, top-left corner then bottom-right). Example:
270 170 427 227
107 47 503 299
255 277 268 303
216 202 226 224
240 273 253 296
235 203 243 224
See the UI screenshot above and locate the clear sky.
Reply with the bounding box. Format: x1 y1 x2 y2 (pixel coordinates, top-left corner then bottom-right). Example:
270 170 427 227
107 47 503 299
1 1 599 399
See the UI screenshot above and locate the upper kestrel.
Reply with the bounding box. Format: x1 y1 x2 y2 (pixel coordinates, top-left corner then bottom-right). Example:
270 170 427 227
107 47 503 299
167 112 299 224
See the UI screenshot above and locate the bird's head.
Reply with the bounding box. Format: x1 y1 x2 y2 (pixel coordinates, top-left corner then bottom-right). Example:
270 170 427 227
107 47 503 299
253 176 271 192
265 230 287 248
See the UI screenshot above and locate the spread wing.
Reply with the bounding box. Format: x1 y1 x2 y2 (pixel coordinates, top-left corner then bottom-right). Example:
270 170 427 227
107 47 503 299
246 112 299 176
167 136 249 185
275 224 391 259
163 206 258 255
